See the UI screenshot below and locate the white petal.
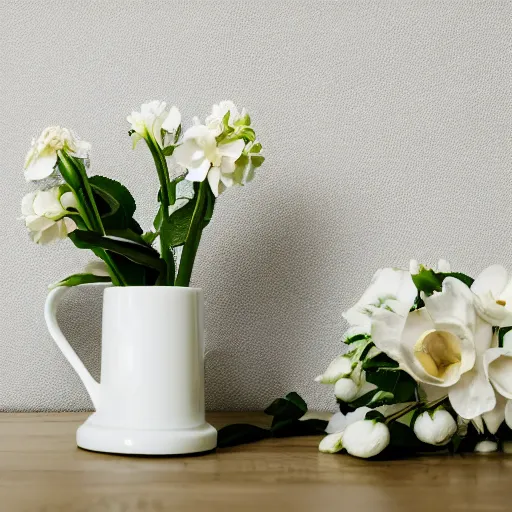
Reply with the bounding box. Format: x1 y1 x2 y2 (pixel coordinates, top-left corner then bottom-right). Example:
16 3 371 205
409 259 420 274
504 331 512 351
334 378 359 402
342 420 390 458
26 215 54 232
474 440 498 453
207 166 221 197
220 156 237 175
325 412 347 434
484 348 512 399
182 124 214 142
314 355 352 384
319 432 344 453
482 393 507 434
161 106 181 133
344 268 417 327
448 367 496 419
84 260 110 277
185 158 211 182
60 191 78 210
437 259 451 273
372 307 443 385
218 139 245 159
62 217 77 234
422 277 476 372
174 141 205 168
24 152 58 181
472 265 508 298
505 400 512 429
32 189 64 218
21 192 37 216
413 409 456 446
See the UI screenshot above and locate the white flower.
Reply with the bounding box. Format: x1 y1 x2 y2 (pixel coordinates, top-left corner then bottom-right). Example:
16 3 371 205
342 420 390 458
343 268 417 334
325 407 371 434
413 408 457 445
173 124 245 197
161 106 181 134
314 355 352 384
205 100 248 136
24 126 90 181
474 440 498 453
320 407 371 453
334 378 359 402
21 187 77 244
127 101 174 148
471 265 512 327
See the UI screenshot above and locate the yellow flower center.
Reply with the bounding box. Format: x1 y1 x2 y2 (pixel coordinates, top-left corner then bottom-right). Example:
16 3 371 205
496 299 507 306
414 330 461 378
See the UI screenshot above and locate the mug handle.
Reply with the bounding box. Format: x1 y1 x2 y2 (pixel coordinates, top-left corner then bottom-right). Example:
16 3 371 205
44 283 109 409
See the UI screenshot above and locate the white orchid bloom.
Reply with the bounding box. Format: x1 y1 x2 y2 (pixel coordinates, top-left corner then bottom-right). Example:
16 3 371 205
173 124 245 197
161 105 181 134
127 100 173 149
21 187 77 244
413 408 457 445
205 100 248 136
343 268 418 334
24 126 90 182
471 265 512 327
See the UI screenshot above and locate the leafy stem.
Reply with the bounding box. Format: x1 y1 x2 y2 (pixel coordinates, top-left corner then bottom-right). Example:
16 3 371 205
175 181 208 287
384 395 448 425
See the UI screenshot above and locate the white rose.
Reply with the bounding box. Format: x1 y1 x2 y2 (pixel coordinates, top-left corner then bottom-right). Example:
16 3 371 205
173 124 245 197
314 355 352 384
21 187 77 244
342 420 390 458
413 409 457 446
24 126 90 181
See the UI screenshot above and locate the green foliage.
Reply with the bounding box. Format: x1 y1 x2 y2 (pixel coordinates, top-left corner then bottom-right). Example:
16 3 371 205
217 392 327 449
69 230 164 272
365 368 417 403
411 267 474 296
498 327 512 348
50 273 111 289
362 352 399 370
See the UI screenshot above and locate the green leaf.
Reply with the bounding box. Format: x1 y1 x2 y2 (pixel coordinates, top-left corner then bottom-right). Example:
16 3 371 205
365 369 417 403
69 230 164 271
161 199 196 248
105 228 146 245
249 142 262 153
107 251 160 286
349 389 394 409
365 410 386 422
142 231 159 245
89 175 136 230
264 391 307 425
344 333 371 345
362 352 399 370
271 418 327 437
412 267 474 297
50 273 111 289
217 424 270 448
162 145 176 156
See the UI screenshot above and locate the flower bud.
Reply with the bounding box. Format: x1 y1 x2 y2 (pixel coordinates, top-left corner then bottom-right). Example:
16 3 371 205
342 420 390 459
474 440 498 453
315 355 352 384
414 409 456 446
319 432 344 454
334 378 359 402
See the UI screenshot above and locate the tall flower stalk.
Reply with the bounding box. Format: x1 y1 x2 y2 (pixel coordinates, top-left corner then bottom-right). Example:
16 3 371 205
21 100 264 289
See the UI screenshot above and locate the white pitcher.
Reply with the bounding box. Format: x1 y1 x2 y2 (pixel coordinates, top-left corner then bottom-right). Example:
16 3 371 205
45 284 217 455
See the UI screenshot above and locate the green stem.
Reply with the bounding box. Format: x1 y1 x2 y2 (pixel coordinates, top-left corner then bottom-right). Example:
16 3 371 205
175 181 207 287
147 134 176 284
384 395 448 425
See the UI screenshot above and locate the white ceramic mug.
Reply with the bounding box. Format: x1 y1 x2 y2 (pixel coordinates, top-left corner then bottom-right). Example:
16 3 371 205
45 284 217 455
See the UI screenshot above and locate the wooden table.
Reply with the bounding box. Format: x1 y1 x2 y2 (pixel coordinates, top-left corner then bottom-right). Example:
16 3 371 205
0 412 511 511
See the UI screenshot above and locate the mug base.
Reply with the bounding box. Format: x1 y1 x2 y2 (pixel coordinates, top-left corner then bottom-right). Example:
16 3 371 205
76 417 217 456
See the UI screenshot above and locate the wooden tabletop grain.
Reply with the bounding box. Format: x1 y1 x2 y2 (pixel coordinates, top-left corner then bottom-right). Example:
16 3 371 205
0 412 511 511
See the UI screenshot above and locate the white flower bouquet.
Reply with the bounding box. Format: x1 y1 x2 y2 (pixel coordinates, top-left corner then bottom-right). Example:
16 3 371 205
218 260 512 458
21 101 263 287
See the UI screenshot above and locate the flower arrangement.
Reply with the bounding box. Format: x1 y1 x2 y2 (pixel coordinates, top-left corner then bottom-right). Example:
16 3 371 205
21 101 264 287
218 260 512 459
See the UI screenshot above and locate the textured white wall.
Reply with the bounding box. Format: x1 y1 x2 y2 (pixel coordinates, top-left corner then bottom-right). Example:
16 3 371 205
0 1 511 412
